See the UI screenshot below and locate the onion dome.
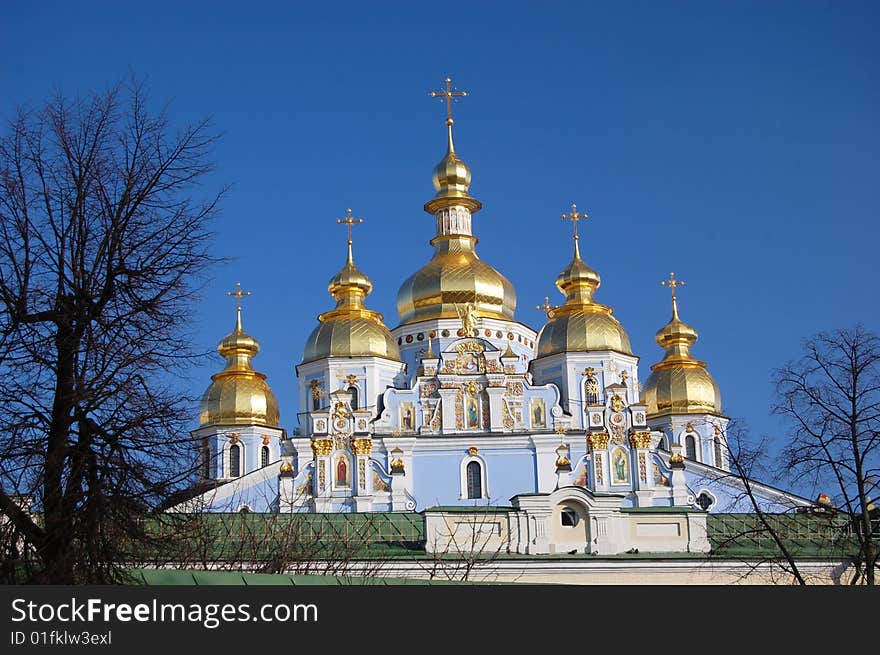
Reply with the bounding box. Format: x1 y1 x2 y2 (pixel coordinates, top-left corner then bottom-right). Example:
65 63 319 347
535 206 632 357
302 214 401 363
641 281 722 417
199 287 280 428
397 79 516 325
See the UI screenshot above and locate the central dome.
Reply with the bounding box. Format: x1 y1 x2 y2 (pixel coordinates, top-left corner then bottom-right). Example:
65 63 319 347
397 235 517 324
397 112 516 325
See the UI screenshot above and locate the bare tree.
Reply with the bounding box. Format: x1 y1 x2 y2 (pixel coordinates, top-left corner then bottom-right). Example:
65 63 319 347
773 325 879 585
420 504 513 582
0 81 222 583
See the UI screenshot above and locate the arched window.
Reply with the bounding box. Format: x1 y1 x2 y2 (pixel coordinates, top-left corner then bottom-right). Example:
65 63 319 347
657 435 669 451
466 461 482 499
229 443 241 478
561 508 580 527
261 445 270 468
685 435 697 461
713 437 724 468
202 443 211 478
348 385 359 410
312 393 321 411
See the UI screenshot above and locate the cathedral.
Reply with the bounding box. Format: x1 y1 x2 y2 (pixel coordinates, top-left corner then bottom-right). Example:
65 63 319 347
177 79 808 556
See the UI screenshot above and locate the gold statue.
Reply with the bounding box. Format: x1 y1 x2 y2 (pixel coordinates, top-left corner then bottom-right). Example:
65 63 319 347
456 302 479 337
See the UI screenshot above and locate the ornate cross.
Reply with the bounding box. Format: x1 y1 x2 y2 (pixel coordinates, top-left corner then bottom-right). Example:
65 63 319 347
620 370 629 384
661 272 685 300
561 203 590 241
337 208 364 245
430 76 468 124
536 296 557 315
227 281 251 310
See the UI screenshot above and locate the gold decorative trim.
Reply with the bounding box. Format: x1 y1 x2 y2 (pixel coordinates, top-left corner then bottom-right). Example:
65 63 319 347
311 438 333 456
350 437 373 455
629 431 653 449
588 432 609 450
467 446 479 456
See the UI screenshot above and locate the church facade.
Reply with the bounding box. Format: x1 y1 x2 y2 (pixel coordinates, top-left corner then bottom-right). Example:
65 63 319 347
178 79 810 556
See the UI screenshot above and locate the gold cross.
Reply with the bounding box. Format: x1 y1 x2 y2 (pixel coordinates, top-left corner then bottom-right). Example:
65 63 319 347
661 272 685 300
561 203 590 241
430 76 468 124
620 371 629 384
535 296 557 315
336 208 364 244
226 282 251 310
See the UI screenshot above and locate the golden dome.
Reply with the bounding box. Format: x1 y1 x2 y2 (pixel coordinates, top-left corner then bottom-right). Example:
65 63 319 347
397 235 517 323
199 298 280 428
302 228 401 364
535 225 632 357
641 293 722 417
397 116 515 324
429 120 477 206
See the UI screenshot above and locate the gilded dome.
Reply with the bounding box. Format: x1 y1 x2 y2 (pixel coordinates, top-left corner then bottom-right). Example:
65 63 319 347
535 229 632 357
302 229 401 364
641 293 722 417
199 301 280 428
397 115 515 324
397 235 517 323
642 365 721 416
302 316 400 362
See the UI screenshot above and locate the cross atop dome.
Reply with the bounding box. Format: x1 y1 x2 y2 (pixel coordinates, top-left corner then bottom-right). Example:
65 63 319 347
561 203 590 241
661 272 685 318
430 76 469 126
661 272 685 299
536 296 557 316
226 281 251 331
336 208 364 246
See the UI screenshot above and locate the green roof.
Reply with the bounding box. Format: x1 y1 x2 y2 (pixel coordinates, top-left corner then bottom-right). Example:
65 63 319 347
131 568 486 585
423 505 516 513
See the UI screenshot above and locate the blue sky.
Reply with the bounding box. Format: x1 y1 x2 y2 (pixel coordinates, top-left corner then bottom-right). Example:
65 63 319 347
2 1 878 448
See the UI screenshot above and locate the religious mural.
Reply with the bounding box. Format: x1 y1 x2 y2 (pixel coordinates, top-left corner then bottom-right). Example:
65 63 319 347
531 398 546 429
611 448 628 485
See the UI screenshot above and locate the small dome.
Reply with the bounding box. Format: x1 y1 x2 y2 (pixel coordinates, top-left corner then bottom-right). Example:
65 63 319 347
640 293 722 417
200 374 280 427
642 365 721 416
199 303 280 428
537 308 632 356
303 228 401 364
302 316 400 363
534 231 632 358
432 150 472 200
329 259 372 296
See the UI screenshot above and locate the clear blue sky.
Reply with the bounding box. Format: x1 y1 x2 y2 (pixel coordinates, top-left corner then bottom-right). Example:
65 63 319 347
2 1 878 448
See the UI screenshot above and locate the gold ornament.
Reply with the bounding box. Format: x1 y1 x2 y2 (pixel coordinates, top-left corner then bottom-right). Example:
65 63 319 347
588 433 609 450
629 431 653 449
311 438 333 457
350 437 373 455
